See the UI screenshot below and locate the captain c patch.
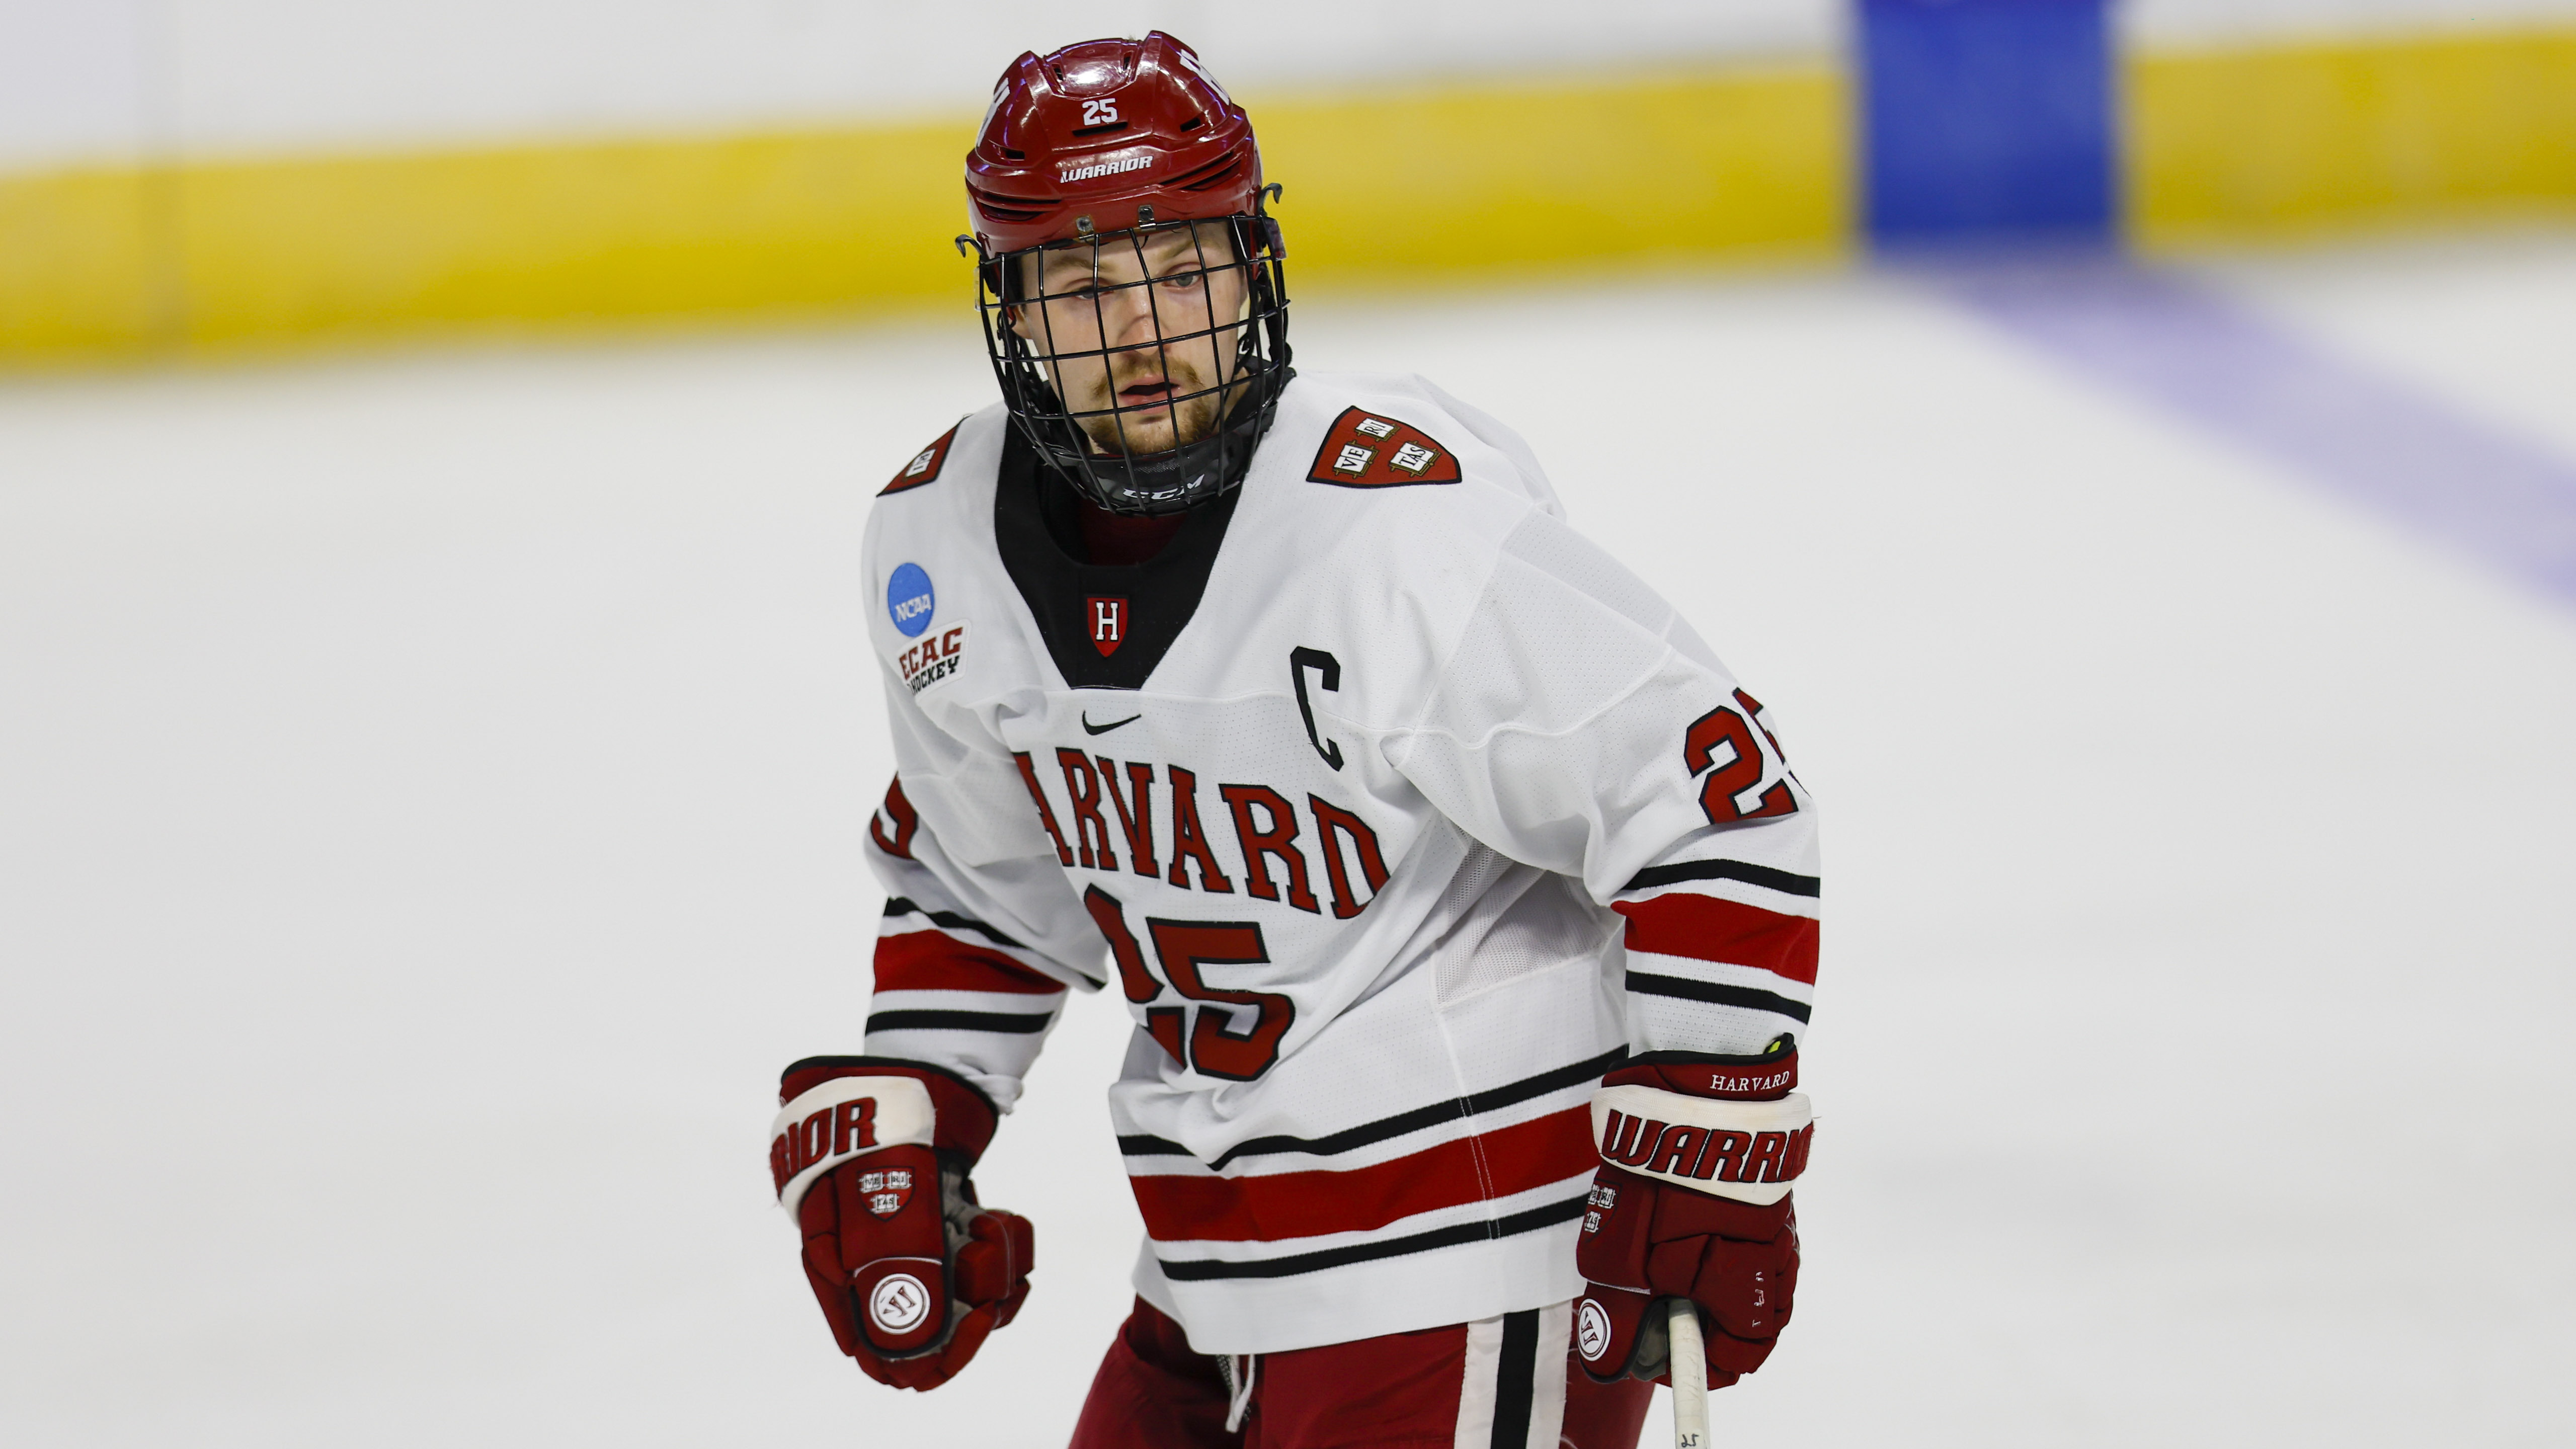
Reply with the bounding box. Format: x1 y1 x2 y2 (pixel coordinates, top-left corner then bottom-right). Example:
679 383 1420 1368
882 421 962 495
1306 408 1462 489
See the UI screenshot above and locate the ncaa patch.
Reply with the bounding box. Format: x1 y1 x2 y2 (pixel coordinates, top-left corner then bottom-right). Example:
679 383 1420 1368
1306 407 1462 489
887 562 935 637
881 421 961 495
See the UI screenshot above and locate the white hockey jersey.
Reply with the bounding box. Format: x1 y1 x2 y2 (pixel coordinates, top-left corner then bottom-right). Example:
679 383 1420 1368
854 372 1819 1355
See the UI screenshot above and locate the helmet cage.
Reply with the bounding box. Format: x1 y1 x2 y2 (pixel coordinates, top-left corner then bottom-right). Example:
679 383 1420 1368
968 202 1291 517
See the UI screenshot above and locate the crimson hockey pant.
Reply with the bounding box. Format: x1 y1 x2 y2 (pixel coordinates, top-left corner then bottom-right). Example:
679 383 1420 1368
1068 1297 1654 1449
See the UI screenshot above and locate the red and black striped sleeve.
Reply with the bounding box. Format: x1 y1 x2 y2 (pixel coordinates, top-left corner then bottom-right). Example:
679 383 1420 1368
858 777 1076 1110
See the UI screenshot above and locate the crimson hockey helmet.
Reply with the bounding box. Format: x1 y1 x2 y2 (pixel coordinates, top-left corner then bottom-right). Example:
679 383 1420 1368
962 33 1291 517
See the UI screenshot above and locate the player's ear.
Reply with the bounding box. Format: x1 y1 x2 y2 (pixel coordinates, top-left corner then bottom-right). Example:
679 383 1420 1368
997 254 1030 340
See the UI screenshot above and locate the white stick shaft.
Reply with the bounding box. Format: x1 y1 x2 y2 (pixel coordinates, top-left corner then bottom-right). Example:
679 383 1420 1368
1667 1299 1710 1448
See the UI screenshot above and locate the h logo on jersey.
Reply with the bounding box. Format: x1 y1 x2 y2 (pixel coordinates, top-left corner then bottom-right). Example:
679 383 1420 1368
1087 597 1128 657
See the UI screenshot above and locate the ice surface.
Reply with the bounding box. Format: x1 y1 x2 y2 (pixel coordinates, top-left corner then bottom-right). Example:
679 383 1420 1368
3 238 2572 1446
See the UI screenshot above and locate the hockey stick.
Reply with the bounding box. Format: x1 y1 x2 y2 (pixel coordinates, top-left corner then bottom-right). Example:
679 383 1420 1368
1667 1299 1709 1449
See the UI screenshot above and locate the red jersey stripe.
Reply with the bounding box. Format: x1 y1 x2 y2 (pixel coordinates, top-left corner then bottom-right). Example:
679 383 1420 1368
1127 1104 1595 1244
873 929 1065 996
1613 892 1819 986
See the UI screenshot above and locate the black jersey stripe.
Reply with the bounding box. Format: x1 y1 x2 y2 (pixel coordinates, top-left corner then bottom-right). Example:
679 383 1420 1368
864 1008 1054 1035
1623 971 1813 1024
1116 1046 1628 1169
1155 1194 1589 1281
1619 858 1821 898
1489 1309 1540 1449
881 897 1026 950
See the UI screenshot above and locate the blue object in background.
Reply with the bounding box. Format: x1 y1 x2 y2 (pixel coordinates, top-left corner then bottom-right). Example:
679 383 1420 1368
1860 0 2115 247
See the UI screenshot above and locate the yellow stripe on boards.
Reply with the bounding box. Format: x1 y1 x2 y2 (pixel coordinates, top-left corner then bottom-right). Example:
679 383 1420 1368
0 61 1845 365
1255 63 1849 284
2130 28 2576 247
13 36 2576 364
174 122 977 350
0 122 981 364
0 165 171 359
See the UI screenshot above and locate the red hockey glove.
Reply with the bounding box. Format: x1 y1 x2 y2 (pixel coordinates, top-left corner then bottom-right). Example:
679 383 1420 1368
1573 1050 1812 1391
770 1057 1034 1391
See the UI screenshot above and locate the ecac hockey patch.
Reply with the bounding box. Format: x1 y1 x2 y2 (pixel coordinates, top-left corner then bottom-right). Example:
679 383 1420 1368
898 622 969 695
887 562 936 637
881 421 960 495
1306 408 1461 489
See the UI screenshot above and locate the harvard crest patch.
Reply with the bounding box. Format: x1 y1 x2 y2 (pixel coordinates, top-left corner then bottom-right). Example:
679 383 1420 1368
881 421 961 495
857 1166 916 1220
1305 408 1462 489
1086 597 1128 657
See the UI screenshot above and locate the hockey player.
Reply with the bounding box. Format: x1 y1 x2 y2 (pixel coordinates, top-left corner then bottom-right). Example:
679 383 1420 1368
768 33 1818 1448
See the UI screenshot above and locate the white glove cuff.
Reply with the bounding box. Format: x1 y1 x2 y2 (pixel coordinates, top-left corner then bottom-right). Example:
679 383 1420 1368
771 1076 936 1218
1591 1084 1814 1206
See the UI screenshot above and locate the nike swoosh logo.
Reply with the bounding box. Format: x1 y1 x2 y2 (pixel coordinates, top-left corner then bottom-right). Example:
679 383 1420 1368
1081 712 1142 736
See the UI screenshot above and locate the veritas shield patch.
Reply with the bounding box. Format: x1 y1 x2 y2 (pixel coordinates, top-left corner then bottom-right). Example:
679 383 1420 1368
1305 407 1462 488
857 1167 916 1219
881 421 961 496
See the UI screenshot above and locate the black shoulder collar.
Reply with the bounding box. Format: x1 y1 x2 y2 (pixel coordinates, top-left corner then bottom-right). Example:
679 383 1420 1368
993 423 1242 690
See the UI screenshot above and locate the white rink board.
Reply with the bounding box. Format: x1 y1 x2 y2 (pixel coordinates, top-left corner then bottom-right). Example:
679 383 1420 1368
17 0 2576 174
0 0 1840 171
3 239 2574 1446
